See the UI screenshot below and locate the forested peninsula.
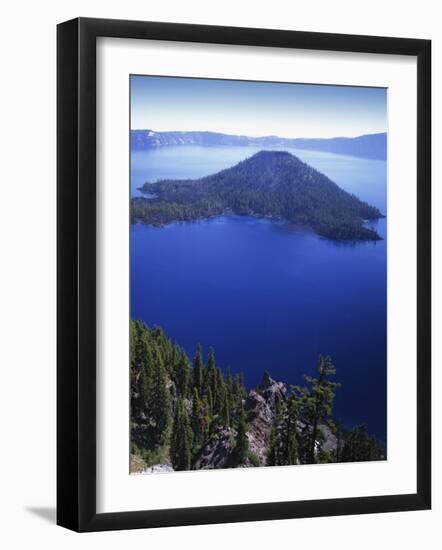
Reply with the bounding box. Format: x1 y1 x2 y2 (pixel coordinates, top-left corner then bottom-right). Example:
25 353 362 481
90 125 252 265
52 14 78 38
130 319 385 473
131 151 384 241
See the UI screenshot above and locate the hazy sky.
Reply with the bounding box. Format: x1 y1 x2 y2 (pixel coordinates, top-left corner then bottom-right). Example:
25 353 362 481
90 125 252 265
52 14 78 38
130 75 387 139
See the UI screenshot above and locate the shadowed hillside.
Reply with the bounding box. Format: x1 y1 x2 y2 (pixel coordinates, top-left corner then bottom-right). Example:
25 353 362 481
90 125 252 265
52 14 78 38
130 320 385 473
131 150 384 241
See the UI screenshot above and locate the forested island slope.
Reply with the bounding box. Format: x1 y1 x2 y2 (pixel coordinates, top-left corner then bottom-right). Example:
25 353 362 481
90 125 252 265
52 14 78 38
130 320 385 473
131 150 384 241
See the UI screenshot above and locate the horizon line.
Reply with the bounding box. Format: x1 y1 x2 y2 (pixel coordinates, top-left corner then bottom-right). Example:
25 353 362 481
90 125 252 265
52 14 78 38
130 128 387 141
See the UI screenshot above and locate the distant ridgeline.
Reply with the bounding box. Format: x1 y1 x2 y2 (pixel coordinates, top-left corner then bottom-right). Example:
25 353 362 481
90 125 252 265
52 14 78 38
131 129 387 160
130 319 385 473
131 150 384 241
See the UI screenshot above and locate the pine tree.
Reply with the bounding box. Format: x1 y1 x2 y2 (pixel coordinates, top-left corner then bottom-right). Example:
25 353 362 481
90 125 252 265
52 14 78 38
201 395 211 440
214 367 225 415
139 356 152 408
226 367 232 393
130 319 137 370
341 425 384 462
283 396 298 464
206 347 215 371
231 373 246 423
266 396 298 466
235 404 249 464
220 390 230 428
191 387 202 452
205 348 218 408
267 429 277 466
206 386 213 419
170 398 192 471
293 355 340 464
267 402 285 466
131 321 153 409
149 346 172 445
193 343 203 394
225 371 233 427
175 349 192 398
237 372 246 399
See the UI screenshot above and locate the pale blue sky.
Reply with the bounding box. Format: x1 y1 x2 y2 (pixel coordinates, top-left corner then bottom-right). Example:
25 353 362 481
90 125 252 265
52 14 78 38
130 75 387 139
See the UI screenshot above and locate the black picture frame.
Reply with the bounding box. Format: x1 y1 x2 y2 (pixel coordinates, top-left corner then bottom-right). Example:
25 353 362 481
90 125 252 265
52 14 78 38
57 17 431 532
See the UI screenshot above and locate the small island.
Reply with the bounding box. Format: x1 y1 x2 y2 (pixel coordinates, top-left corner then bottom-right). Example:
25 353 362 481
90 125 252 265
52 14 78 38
131 151 384 241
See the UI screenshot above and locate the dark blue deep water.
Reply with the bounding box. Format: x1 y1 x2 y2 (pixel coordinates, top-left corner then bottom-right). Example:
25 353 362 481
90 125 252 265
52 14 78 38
131 146 387 443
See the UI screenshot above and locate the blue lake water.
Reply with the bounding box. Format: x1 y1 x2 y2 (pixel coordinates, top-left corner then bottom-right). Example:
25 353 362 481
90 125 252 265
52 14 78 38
131 146 387 443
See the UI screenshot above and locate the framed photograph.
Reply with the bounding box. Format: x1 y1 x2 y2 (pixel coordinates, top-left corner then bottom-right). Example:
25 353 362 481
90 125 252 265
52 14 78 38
57 17 431 532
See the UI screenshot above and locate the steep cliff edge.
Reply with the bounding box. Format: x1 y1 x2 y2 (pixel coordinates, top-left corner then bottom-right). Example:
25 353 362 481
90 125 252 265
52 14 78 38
191 372 338 469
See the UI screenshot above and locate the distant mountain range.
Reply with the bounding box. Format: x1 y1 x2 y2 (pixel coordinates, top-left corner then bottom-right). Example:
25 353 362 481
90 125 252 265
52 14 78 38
131 129 387 160
132 150 383 241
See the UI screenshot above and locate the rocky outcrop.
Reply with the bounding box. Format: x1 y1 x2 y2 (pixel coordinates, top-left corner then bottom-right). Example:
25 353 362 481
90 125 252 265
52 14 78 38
245 372 288 465
133 370 340 472
319 424 338 454
192 428 236 470
191 372 339 469
193 373 288 470
191 373 290 469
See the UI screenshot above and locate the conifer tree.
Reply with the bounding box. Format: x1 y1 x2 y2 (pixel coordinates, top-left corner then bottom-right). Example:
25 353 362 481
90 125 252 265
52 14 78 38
175 350 192 398
214 367 225 415
132 321 149 372
293 355 340 464
283 396 298 464
130 319 137 370
139 357 152 409
191 387 202 452
149 346 172 445
206 347 215 369
267 396 298 465
238 373 246 397
224 371 233 425
193 343 203 394
226 367 232 393
267 402 285 466
201 395 211 440
206 386 213 419
341 425 384 462
170 398 193 471
205 348 218 407
235 404 249 464
131 321 153 409
231 373 246 422
220 390 230 428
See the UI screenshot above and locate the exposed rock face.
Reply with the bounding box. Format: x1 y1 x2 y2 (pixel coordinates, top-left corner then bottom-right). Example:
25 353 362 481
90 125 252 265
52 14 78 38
319 424 338 454
188 372 339 470
192 428 236 470
245 372 288 465
192 373 289 469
